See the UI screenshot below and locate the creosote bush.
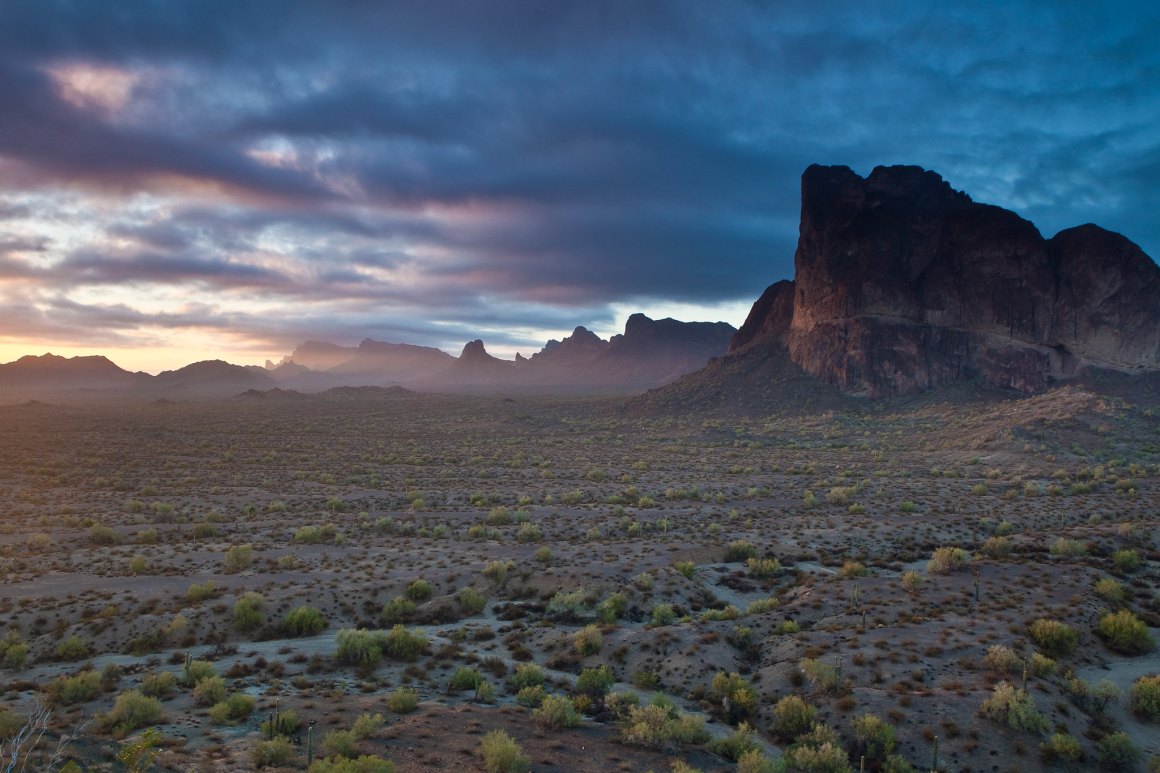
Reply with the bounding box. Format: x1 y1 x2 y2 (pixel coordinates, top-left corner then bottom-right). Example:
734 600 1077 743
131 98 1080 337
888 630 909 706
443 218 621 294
1096 610 1156 655
979 681 1047 733
532 694 580 729
927 546 970 574
772 695 817 742
1028 618 1078 657
284 605 327 636
1130 674 1160 721
477 730 529 773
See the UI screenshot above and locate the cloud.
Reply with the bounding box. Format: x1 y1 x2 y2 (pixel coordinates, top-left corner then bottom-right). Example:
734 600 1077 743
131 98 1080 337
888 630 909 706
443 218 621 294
0 1 1156 368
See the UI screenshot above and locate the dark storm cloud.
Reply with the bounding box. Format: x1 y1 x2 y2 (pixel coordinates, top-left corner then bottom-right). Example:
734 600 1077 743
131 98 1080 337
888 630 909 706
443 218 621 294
0 0 1157 359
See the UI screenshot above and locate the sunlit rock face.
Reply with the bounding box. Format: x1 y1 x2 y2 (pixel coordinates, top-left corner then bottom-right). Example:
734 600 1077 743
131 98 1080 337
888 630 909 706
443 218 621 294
732 164 1160 397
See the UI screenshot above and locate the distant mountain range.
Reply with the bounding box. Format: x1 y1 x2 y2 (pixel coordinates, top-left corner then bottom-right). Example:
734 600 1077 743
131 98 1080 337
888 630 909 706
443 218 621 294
0 314 736 401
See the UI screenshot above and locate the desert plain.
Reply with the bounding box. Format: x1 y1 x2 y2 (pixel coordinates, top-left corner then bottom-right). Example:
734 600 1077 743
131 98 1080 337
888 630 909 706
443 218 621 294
0 381 1158 772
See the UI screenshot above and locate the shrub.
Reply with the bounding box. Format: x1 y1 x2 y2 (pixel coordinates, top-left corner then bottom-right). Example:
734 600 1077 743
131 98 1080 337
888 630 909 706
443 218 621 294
900 571 922 594
285 605 327 636
800 658 841 693
576 665 615 696
547 589 591 621
252 736 295 768
233 592 265 633
980 536 1012 558
184 659 215 686
853 713 896 762
574 624 603 656
927 546 970 574
711 671 756 723
516 685 547 707
511 663 544 690
533 546 552 564
261 709 300 737
737 749 778 773
307 756 397 773
1049 537 1087 558
674 560 696 579
1030 652 1056 676
1029 618 1078 657
405 579 433 601
482 560 514 585
478 730 529 773
324 729 358 759
192 676 226 706
1130 674 1160 721
837 560 868 578
596 592 627 623
533 694 580 729
706 723 759 761
772 695 817 741
352 712 384 740
449 666 483 692
46 670 102 705
1095 578 1128 604
186 581 216 603
1040 732 1083 763
55 635 90 661
458 587 487 615
337 629 383 669
387 687 419 714
224 543 253 572
979 681 1047 733
380 596 416 625
0 632 29 669
650 604 676 627
1096 731 1140 770
982 644 1021 673
382 625 427 661
103 690 165 737
747 557 783 578
1112 549 1141 573
1096 610 1156 655
140 671 177 699
208 693 254 724
724 540 757 562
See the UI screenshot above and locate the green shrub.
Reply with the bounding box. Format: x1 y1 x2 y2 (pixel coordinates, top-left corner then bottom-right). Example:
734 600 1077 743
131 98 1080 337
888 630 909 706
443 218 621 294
724 540 757 562
853 713 896 762
184 659 215 686
478 730 529 773
382 625 427 661
597 592 627 623
576 665 615 696
1040 732 1083 763
1096 731 1140 770
1130 674 1160 721
186 581 216 603
0 632 29 669
980 536 1012 558
533 694 580 729
55 635 90 661
324 729 358 759
1095 578 1128 604
705 723 759 761
979 681 1047 733
46 670 102 705
516 685 547 707
307 756 397 773
192 675 226 706
224 543 253 571
772 695 817 741
511 663 544 690
208 693 254 724
336 629 382 669
574 624 603 655
837 560 869 579
380 593 417 624
710 671 756 723
458 587 487 615
747 557 782 578
1096 610 1156 655
737 749 778 773
1049 537 1087 558
405 579 433 601
927 546 970 573
261 709 300 737
252 737 295 768
1030 652 1056 676
103 690 165 737
449 666 483 692
650 604 676 627
1029 618 1079 657
352 712 384 740
674 560 696 579
800 658 841 693
285 605 327 636
233 592 264 633
982 644 1021 673
293 523 338 544
140 671 177 699
1112 549 1141 573
386 687 419 714
482 560 514 585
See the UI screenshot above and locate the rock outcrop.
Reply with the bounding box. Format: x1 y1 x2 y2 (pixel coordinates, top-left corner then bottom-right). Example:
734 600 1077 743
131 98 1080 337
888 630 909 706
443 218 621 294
732 164 1160 397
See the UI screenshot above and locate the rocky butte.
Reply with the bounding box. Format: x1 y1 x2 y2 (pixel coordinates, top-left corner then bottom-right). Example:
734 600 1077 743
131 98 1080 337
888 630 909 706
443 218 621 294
730 164 1160 397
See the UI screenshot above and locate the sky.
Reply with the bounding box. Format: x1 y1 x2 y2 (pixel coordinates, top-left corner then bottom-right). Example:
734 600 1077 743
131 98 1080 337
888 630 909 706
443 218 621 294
0 2 1157 373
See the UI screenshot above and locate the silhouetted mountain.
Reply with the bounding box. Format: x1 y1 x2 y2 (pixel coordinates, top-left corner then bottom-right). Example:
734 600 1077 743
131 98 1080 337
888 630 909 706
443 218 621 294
0 353 148 395
726 164 1160 397
152 360 276 395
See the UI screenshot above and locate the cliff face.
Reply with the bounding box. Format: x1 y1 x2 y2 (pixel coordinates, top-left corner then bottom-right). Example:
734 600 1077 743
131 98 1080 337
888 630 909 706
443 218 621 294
733 164 1160 397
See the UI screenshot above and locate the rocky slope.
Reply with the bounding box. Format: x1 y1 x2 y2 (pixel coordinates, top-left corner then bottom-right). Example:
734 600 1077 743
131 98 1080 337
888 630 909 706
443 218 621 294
732 164 1160 397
